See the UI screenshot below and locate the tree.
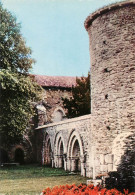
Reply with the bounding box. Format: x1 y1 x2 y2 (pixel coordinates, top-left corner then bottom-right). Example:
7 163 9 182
0 3 42 145
62 72 91 118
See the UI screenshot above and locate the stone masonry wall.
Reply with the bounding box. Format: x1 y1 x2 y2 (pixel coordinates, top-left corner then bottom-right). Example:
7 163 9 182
36 87 72 127
36 114 92 177
44 88 72 123
85 1 135 176
34 0 135 181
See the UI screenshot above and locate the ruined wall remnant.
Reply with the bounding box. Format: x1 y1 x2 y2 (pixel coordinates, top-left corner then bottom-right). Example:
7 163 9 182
34 75 76 124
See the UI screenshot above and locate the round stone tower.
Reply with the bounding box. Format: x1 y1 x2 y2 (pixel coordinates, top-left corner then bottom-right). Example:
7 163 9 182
85 0 135 176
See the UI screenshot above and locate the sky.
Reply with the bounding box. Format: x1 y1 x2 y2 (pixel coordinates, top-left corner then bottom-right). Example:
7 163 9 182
1 0 123 76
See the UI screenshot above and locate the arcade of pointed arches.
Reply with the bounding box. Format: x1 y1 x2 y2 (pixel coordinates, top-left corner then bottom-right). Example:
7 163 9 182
43 129 86 176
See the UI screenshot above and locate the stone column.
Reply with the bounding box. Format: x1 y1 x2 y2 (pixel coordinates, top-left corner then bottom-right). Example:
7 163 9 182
66 157 71 171
54 155 59 168
52 158 54 167
63 153 67 170
71 158 76 172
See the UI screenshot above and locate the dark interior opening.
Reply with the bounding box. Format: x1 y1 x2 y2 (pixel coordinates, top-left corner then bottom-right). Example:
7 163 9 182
105 94 108 99
60 142 64 168
15 148 24 164
107 126 111 130
0 149 9 163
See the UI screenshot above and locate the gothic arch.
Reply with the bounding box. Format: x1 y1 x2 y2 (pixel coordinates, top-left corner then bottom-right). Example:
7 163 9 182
52 107 65 123
54 132 66 168
12 145 25 164
44 132 52 166
67 130 85 175
67 130 84 158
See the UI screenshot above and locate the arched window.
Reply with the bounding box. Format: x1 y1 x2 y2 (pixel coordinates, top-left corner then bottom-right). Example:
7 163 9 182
52 107 65 123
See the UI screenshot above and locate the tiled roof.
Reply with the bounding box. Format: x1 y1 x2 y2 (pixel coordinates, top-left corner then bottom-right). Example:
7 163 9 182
33 75 77 88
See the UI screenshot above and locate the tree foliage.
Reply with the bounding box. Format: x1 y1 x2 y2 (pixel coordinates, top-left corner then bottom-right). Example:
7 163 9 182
62 72 91 118
0 4 34 73
0 3 42 145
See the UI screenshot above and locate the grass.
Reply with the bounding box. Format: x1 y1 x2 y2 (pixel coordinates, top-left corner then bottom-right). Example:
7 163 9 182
0 164 88 194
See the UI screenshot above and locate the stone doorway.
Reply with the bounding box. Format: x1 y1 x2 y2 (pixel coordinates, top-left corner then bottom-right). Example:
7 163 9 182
15 148 24 164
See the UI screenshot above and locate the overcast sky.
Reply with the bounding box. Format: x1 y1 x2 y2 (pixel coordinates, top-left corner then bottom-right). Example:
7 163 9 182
1 0 123 76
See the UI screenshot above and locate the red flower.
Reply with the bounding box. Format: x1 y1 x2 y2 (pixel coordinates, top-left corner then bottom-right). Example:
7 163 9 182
41 184 135 195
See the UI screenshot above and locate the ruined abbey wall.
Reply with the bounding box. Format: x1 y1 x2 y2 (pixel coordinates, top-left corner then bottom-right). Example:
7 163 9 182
5 0 134 182
35 1 135 180
1 78 74 165
33 75 76 126
44 88 72 123
35 88 72 126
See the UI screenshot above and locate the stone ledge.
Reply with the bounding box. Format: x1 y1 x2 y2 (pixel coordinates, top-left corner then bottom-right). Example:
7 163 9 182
87 179 102 186
36 114 91 129
1 163 20 167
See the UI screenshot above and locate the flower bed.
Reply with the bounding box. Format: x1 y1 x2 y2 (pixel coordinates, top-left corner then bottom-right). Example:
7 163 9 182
41 184 134 195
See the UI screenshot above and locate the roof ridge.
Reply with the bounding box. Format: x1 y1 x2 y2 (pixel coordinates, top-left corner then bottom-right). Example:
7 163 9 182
33 74 77 88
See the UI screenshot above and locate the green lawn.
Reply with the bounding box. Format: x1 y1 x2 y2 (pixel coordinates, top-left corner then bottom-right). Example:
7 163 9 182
0 165 88 194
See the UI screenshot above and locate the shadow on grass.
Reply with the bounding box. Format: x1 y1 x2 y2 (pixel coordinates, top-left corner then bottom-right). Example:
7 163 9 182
0 164 79 180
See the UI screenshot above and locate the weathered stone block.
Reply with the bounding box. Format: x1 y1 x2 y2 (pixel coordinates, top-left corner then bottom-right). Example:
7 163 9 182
105 154 113 164
87 179 102 186
100 154 105 165
100 165 108 172
108 164 113 172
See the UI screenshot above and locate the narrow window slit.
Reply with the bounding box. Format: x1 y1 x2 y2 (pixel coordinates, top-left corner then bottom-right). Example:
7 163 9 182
105 94 108 99
104 68 109 73
106 126 110 131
